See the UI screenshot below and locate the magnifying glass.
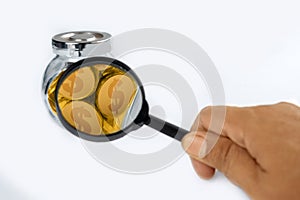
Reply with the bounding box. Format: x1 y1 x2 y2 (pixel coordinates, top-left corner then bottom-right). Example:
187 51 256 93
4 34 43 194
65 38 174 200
55 57 189 142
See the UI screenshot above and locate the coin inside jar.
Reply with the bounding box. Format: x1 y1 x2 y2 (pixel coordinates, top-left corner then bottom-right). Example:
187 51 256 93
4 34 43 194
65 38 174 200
96 74 137 118
47 73 62 114
61 101 103 135
59 67 97 100
54 58 145 139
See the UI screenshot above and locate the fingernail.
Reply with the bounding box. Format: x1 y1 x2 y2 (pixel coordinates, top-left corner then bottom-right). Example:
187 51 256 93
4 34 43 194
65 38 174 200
182 133 207 158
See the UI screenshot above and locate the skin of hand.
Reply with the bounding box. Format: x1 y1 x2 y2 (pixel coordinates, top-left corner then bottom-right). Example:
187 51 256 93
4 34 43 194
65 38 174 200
182 102 300 200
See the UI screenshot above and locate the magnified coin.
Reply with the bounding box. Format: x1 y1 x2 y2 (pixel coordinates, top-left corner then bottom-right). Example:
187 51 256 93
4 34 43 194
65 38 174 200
101 118 122 133
93 64 109 72
92 64 109 81
59 67 97 100
96 74 137 118
61 101 103 135
102 65 125 77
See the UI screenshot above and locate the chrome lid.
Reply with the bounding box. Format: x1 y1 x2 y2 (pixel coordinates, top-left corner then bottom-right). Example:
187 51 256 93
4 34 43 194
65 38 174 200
52 31 112 57
52 31 111 50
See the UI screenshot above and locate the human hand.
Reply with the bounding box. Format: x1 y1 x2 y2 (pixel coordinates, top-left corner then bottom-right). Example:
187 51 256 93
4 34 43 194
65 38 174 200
182 102 300 200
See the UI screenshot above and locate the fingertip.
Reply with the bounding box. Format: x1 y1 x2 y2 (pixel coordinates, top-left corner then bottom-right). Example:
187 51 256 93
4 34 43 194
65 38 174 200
181 132 200 148
191 157 215 180
181 132 207 158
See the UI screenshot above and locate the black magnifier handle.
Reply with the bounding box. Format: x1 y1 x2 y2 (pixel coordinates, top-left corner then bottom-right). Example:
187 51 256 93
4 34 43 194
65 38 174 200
145 115 189 141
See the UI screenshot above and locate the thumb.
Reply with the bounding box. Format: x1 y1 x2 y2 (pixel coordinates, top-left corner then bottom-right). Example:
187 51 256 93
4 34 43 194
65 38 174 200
182 131 261 192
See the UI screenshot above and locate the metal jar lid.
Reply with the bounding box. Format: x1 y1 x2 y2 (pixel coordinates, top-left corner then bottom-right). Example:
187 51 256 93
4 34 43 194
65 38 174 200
52 31 112 57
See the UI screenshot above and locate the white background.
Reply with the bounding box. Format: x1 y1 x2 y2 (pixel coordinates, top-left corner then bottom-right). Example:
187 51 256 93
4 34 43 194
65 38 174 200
0 0 299 199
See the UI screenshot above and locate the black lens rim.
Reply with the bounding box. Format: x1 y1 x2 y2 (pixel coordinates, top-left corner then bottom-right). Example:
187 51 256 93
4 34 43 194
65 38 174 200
54 56 148 142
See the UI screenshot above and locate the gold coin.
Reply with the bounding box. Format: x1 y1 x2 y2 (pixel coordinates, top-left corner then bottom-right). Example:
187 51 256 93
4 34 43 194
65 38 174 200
47 72 71 114
101 65 124 77
93 64 109 72
102 118 122 134
92 64 108 80
61 101 103 135
96 74 137 118
59 67 97 100
47 73 61 114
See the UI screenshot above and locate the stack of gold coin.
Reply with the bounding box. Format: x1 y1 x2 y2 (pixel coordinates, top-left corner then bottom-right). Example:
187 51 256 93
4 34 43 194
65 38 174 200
48 65 138 136
47 73 63 114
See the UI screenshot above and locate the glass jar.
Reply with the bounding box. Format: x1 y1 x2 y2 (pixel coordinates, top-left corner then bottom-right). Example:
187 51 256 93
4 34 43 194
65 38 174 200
42 31 113 124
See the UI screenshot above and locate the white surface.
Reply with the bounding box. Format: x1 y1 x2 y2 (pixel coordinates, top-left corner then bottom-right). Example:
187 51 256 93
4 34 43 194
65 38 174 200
0 0 300 199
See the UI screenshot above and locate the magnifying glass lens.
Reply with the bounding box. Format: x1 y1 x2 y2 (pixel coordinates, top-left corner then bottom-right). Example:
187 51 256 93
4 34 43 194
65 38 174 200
56 63 143 137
